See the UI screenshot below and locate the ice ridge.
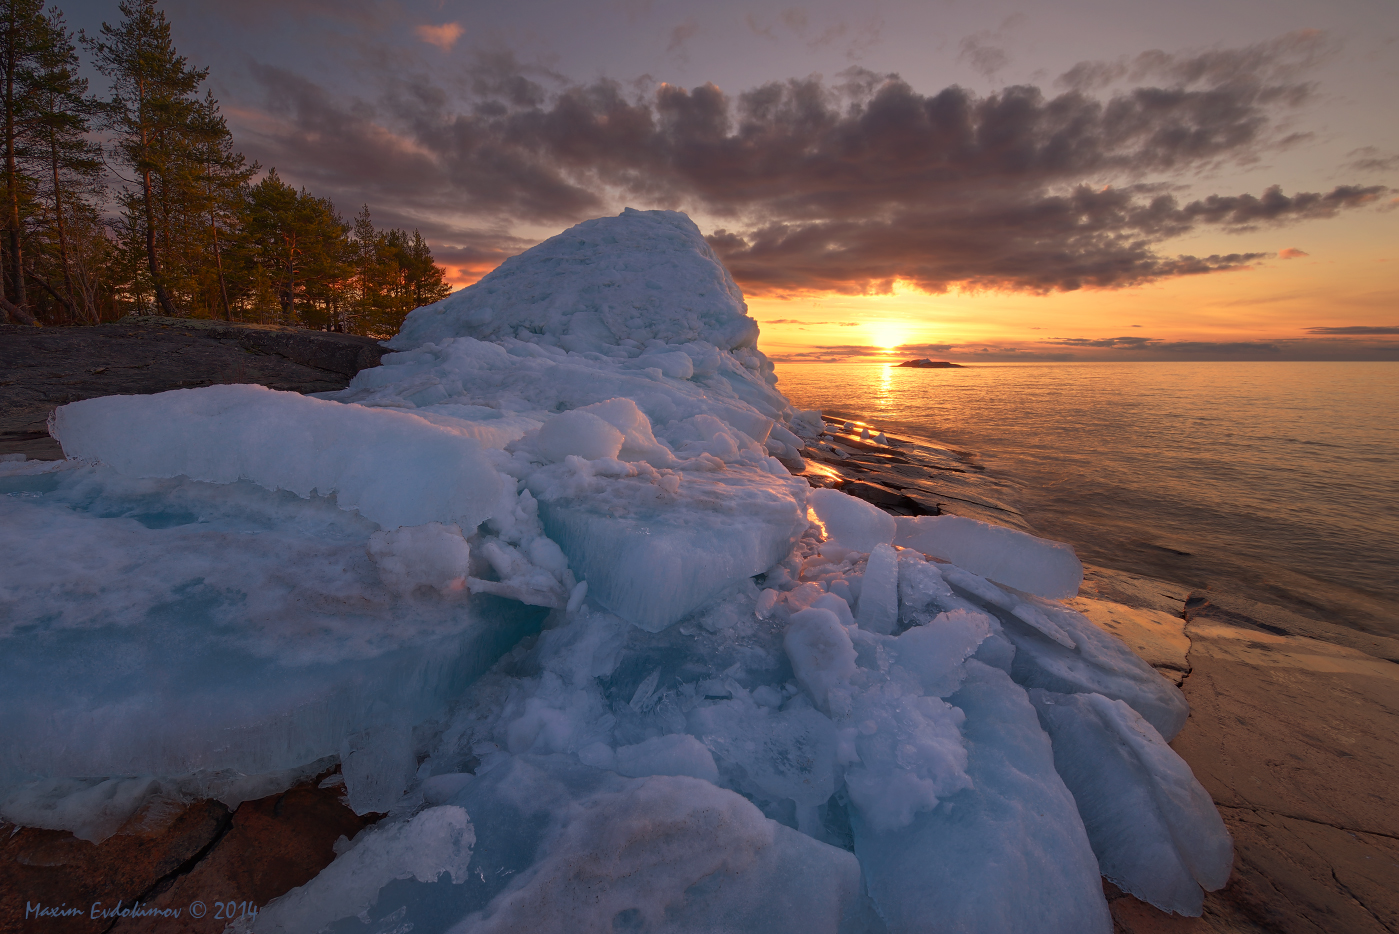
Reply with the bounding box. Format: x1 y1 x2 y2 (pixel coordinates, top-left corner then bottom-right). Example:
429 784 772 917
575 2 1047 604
0 208 1228 933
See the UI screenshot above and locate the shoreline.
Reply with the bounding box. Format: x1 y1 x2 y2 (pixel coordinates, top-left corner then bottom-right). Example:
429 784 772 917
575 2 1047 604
808 412 1399 933
808 399 1398 655
3 330 1396 931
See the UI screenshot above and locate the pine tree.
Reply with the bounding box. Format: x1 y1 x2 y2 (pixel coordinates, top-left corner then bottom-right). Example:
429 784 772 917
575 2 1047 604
0 0 50 320
238 168 349 328
186 91 253 319
27 8 103 322
86 0 206 317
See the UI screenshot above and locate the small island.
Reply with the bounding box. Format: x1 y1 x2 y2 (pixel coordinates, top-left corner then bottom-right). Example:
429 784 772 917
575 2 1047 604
897 358 964 368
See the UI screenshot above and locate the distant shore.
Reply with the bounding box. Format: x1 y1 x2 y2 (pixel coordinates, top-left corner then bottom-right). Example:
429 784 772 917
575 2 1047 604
895 358 964 368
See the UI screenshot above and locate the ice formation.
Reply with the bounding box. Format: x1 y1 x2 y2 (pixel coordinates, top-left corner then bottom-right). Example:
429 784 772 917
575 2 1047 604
0 208 1230 932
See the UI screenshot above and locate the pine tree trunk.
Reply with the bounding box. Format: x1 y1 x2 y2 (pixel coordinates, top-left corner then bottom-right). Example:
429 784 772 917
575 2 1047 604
143 167 177 316
4 14 27 312
48 130 81 322
208 168 231 321
211 220 231 321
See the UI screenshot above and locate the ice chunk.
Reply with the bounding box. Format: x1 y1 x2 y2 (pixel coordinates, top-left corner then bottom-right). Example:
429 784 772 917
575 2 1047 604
809 488 896 553
308 754 873 934
1029 690 1232 915
853 661 1111 934
532 409 625 462
843 681 971 832
994 597 1190 741
784 609 858 717
574 397 674 465
614 733 719 783
857 543 899 635
893 609 995 698
421 772 474 806
530 464 808 631
689 700 841 808
253 805 475 934
0 465 547 819
367 522 472 597
340 723 416 815
628 350 695 379
50 384 507 532
463 769 868 934
0 776 160 844
895 515 1084 599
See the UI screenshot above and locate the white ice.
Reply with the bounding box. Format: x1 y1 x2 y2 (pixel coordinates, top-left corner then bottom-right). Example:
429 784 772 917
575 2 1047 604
895 514 1084 599
1030 689 1232 915
2 208 1229 931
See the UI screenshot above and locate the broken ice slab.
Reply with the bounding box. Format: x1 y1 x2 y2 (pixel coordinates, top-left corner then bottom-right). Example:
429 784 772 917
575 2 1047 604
0 463 547 826
529 463 809 631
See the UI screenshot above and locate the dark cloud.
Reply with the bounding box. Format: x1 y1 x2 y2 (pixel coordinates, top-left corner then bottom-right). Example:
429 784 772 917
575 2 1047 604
1129 340 1280 354
1305 325 1399 335
1050 335 1282 353
1052 336 1159 348
1057 30 1333 91
235 33 1385 294
761 318 864 326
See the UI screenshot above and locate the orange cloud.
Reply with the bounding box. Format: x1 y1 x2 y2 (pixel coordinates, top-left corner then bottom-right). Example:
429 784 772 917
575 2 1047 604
415 22 464 50
1279 247 1309 259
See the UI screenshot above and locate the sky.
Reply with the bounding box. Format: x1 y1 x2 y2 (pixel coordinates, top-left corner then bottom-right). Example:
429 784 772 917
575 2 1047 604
64 0 1399 361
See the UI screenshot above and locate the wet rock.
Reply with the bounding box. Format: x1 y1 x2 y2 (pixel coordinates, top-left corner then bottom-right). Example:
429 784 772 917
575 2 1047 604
0 799 230 932
107 779 377 933
1080 564 1191 618
1167 606 1399 932
1184 589 1399 666
1065 596 1191 683
838 480 927 512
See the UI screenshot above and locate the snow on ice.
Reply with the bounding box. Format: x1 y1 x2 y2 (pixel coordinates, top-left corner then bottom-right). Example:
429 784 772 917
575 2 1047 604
0 208 1230 931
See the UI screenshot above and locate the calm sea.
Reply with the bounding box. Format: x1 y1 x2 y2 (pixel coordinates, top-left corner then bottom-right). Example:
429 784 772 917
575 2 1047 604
774 361 1399 631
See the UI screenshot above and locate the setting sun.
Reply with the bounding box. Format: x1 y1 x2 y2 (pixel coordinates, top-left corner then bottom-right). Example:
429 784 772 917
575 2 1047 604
868 322 909 350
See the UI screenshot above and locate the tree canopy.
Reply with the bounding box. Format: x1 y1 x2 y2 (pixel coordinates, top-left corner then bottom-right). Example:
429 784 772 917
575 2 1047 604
0 0 455 334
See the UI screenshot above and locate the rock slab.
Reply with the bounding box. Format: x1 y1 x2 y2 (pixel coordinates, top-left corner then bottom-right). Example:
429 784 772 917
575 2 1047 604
0 318 386 460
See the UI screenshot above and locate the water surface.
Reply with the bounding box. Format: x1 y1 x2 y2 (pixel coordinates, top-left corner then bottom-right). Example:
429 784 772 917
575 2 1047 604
775 361 1399 631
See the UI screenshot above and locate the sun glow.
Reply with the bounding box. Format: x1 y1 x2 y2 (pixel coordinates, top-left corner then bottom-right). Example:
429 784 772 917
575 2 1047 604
869 322 909 351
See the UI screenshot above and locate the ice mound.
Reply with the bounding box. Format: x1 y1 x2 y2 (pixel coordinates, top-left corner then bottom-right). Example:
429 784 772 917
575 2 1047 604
391 207 760 354
3 208 1230 931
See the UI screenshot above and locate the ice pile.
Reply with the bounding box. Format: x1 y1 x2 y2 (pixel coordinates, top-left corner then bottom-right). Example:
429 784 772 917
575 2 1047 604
0 208 1230 933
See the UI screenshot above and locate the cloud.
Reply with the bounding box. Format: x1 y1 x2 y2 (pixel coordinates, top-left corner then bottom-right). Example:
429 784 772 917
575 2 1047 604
958 14 1024 80
1305 325 1399 335
1344 147 1399 173
760 318 866 326
958 35 1010 80
1057 30 1333 91
1050 335 1282 353
1126 340 1280 354
415 23 464 51
1051 336 1159 348
1279 247 1309 258
232 34 1385 296
667 20 698 61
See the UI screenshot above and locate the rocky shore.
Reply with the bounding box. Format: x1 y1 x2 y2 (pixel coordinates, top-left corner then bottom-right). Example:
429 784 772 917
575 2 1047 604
1 327 1394 933
0 317 385 461
805 416 1399 934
